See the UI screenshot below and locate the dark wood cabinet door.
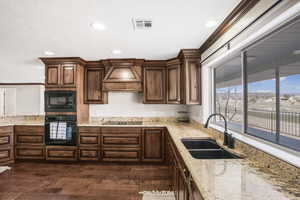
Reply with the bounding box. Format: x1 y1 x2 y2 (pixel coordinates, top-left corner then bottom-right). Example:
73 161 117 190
84 67 107 104
142 128 165 162
46 65 60 87
61 64 76 87
143 67 166 104
186 60 200 104
167 64 181 104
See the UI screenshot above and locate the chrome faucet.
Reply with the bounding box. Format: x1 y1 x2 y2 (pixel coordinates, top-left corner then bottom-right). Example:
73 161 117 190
204 113 234 149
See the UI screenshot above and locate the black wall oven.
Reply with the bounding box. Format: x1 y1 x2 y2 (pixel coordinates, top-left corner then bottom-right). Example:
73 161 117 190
45 115 77 146
45 91 76 112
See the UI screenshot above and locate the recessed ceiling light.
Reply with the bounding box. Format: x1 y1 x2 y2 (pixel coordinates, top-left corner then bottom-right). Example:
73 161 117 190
205 20 218 28
44 51 55 56
293 49 300 55
90 22 107 31
112 49 122 55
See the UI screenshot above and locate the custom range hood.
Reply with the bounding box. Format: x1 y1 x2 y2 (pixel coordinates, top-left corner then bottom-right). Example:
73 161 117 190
102 59 144 92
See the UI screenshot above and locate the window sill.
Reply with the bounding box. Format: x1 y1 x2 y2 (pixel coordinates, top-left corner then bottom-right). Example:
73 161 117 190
209 124 300 168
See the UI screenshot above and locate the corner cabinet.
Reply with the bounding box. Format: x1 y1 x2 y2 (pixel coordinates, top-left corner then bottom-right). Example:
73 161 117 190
143 61 166 104
84 63 107 104
142 128 165 162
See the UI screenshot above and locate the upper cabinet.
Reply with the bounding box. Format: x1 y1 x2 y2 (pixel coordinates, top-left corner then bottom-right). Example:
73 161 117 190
102 59 144 92
41 57 85 89
167 59 181 104
46 64 76 88
143 61 166 104
179 49 201 105
84 62 107 104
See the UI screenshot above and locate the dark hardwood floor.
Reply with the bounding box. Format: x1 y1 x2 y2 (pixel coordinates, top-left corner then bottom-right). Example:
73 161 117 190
0 162 172 200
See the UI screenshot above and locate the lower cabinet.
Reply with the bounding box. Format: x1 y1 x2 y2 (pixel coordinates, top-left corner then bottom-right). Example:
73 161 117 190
0 147 14 164
0 126 14 165
46 146 78 161
79 147 100 161
102 148 140 162
15 145 45 160
142 128 165 162
167 133 203 200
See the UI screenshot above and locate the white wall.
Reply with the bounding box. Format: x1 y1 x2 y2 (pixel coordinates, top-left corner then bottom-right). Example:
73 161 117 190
90 92 188 118
0 85 44 116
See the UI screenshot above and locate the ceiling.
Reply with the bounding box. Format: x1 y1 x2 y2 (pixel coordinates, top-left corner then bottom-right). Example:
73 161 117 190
0 0 241 82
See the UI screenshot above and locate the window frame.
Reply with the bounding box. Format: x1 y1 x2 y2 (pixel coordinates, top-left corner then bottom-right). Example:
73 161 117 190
212 17 300 152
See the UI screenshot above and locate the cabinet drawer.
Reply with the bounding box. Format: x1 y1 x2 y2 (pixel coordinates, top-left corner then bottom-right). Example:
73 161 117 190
15 126 44 133
46 146 77 161
78 127 100 134
79 147 99 161
102 148 140 162
0 135 13 146
0 126 13 134
15 146 45 160
102 134 140 147
78 135 100 146
16 135 44 145
0 147 13 162
102 127 141 134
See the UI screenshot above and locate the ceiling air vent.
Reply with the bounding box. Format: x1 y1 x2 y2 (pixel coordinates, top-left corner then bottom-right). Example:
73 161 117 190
133 19 152 30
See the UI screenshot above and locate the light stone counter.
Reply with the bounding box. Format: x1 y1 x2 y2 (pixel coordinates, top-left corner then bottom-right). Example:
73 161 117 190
78 121 299 200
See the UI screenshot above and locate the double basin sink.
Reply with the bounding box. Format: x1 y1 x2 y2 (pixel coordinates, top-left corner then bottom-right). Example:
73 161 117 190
181 138 241 159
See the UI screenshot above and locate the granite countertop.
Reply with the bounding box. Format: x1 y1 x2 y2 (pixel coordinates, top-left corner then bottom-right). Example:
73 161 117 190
78 121 298 200
0 122 44 127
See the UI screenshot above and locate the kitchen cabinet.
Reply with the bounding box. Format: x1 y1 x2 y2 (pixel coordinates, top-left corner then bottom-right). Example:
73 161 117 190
46 146 78 161
15 146 45 160
45 64 76 88
142 128 165 162
84 64 107 104
15 126 44 146
143 61 166 104
101 127 141 162
14 125 45 160
179 49 201 105
167 132 203 200
78 127 101 161
79 147 100 161
167 59 182 104
41 57 86 89
0 126 14 165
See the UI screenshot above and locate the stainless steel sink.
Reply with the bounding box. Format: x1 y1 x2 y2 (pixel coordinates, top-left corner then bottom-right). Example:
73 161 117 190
181 138 241 159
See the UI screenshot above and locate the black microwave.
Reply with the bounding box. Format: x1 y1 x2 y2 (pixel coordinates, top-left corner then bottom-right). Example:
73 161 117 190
45 91 76 112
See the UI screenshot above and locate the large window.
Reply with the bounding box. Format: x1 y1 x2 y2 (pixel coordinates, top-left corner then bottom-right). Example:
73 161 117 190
213 18 300 152
215 56 242 132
